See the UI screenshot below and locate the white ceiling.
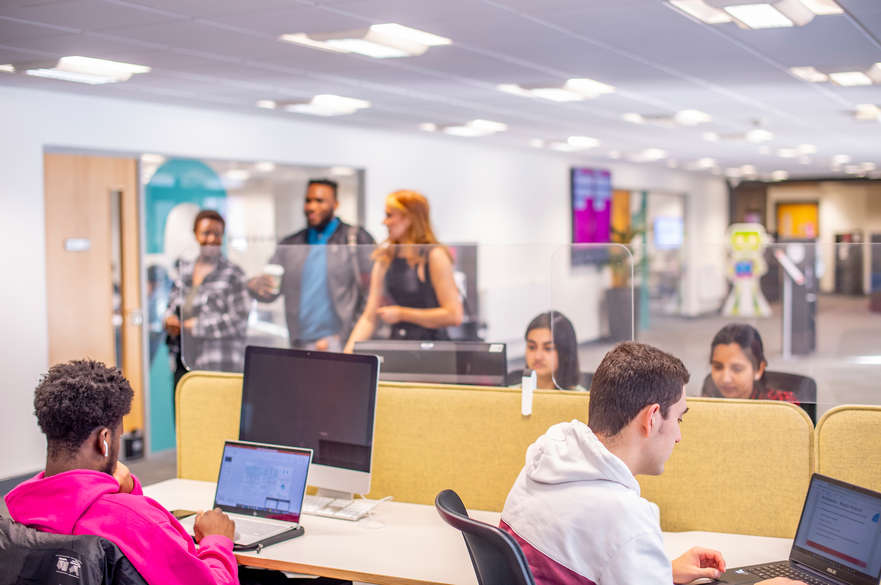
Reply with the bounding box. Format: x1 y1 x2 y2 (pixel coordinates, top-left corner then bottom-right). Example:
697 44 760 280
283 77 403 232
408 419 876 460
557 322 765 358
1 0 880 179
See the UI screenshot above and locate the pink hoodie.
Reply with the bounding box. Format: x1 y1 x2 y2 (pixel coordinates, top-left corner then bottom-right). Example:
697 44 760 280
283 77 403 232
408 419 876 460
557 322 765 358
5 469 238 585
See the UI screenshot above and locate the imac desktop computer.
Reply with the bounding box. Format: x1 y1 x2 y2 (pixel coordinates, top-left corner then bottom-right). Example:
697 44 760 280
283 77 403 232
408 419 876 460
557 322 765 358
353 340 507 386
238 346 380 501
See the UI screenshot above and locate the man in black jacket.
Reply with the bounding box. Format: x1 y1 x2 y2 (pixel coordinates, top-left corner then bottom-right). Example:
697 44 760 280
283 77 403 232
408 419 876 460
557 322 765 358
249 179 374 350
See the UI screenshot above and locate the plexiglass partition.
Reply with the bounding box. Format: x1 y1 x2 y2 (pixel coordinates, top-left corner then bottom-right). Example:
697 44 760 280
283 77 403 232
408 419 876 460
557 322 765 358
171 243 636 390
169 238 881 418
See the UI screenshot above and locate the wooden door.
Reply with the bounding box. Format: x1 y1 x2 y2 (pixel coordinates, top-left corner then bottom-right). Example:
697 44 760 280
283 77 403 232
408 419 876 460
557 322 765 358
44 153 144 434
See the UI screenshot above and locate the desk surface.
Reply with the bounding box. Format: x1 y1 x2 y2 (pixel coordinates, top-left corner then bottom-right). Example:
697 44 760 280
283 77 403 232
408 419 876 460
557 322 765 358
144 479 792 585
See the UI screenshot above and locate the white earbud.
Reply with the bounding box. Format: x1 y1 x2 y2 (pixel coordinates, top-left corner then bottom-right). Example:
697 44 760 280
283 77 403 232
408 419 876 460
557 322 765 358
103 440 109 458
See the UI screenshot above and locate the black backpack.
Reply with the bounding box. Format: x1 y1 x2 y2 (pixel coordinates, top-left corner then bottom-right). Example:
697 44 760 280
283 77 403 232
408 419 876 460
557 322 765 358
0 517 147 585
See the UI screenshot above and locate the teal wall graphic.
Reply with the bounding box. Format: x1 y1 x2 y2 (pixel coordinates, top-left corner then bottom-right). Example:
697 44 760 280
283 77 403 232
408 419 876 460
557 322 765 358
144 159 227 452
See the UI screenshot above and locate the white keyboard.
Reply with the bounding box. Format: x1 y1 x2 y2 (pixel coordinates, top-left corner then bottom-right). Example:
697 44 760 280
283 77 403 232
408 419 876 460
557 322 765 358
301 495 380 521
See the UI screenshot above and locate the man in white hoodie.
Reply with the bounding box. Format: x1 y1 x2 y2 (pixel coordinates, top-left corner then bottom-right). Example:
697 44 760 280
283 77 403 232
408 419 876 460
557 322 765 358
501 342 802 585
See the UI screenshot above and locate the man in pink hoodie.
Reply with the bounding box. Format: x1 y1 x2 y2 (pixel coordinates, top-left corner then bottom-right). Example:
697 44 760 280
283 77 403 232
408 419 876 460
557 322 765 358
5 359 239 585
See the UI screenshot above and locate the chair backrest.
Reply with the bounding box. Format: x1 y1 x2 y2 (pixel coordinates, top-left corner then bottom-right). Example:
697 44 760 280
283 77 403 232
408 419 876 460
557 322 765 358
816 405 881 493
701 371 817 422
0 518 147 585
434 490 535 585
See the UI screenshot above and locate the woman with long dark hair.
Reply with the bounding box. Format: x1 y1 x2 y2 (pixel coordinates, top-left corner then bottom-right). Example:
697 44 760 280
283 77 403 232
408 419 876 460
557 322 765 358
523 311 583 391
705 323 796 402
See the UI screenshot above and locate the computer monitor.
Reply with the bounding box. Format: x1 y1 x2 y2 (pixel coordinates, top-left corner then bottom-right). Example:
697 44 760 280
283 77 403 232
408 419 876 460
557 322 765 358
353 340 507 386
238 346 380 499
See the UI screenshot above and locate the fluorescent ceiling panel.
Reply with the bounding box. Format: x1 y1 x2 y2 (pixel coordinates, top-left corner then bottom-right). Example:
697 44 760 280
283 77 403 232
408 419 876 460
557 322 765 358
829 71 873 86
280 23 450 59
668 0 733 23
789 66 828 82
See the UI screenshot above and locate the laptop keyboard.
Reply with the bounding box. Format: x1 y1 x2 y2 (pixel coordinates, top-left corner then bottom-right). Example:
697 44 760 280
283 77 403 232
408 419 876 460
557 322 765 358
748 562 831 585
233 516 291 544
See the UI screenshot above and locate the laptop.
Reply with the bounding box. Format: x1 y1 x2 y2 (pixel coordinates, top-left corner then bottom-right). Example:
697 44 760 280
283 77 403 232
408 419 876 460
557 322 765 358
178 441 312 550
718 474 881 585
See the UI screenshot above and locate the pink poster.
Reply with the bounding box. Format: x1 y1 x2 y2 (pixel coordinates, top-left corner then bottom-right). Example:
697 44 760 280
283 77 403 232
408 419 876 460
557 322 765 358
571 168 612 243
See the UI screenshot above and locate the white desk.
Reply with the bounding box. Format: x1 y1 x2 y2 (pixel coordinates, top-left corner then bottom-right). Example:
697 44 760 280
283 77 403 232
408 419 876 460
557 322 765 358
144 479 792 585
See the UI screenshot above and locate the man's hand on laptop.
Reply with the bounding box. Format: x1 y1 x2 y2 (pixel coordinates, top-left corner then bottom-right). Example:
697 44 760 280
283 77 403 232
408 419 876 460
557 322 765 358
194 508 235 543
672 546 726 583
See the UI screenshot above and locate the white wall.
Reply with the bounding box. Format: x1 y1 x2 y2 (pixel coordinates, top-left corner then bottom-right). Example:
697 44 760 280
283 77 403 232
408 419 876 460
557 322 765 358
0 85 727 479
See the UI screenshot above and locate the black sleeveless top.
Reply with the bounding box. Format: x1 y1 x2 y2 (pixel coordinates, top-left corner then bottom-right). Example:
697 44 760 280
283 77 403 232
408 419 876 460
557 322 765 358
384 249 449 340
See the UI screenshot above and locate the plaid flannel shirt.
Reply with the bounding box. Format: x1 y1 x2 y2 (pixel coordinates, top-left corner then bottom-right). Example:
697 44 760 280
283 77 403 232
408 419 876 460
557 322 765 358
165 255 251 373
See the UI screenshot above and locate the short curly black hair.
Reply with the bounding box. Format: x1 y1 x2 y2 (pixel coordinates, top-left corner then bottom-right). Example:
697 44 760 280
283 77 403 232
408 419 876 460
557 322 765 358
34 360 133 456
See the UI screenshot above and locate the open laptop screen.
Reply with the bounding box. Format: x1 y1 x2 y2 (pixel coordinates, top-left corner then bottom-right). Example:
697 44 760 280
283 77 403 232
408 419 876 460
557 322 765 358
790 474 881 585
214 441 312 523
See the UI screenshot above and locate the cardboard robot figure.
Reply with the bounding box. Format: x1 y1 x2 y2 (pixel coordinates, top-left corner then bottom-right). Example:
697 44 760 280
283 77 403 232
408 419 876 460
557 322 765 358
722 223 772 317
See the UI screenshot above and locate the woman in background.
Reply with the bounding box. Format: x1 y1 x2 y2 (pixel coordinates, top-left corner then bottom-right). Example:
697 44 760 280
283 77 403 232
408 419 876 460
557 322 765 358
164 209 251 384
522 311 584 391
344 190 462 352
705 323 797 402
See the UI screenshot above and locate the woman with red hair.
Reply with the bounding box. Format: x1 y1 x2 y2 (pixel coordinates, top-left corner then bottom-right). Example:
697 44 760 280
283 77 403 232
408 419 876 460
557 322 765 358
343 190 463 352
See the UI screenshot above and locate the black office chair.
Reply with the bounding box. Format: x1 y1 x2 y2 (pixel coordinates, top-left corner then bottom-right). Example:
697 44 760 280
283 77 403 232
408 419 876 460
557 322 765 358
0 517 147 585
506 369 593 390
701 370 817 423
434 489 535 585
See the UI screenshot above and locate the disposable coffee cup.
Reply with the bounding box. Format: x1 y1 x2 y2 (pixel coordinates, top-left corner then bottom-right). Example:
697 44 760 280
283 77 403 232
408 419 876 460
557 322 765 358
263 264 284 295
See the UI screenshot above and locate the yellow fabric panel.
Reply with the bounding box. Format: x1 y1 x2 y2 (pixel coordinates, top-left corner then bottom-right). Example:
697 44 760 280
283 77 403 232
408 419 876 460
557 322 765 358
365 383 589 511
176 371 243 481
816 406 881 493
638 397 813 538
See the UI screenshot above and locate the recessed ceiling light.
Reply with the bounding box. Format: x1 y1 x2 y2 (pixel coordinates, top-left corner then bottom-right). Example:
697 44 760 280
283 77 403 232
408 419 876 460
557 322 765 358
674 109 712 125
499 77 614 102
141 153 164 165
419 122 438 132
832 154 851 165
829 71 873 86
280 94 370 116
564 77 616 97
667 0 733 23
23 55 150 84
622 113 645 124
438 119 507 137
695 157 717 169
746 128 774 143
771 170 789 181
789 66 829 83
0 64 13 73
529 87 584 102
255 161 276 172
715 0 814 28
529 139 545 148
867 63 881 84
256 100 277 109
799 0 843 15
567 136 600 149
797 144 817 154
280 23 450 59
630 148 667 162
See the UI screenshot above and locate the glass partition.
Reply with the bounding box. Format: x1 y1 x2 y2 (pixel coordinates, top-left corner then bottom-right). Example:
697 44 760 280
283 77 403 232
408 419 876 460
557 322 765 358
638 240 881 424
172 243 636 390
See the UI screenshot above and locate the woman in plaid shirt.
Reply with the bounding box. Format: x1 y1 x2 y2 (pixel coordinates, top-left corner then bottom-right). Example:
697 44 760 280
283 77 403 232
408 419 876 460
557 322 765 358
164 210 251 383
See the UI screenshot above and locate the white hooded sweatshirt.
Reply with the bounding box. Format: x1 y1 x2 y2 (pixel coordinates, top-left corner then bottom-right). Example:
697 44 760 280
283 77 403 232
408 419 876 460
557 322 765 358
500 420 672 585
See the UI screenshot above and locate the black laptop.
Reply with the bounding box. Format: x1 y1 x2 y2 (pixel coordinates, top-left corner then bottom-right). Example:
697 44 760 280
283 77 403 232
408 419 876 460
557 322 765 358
718 474 881 585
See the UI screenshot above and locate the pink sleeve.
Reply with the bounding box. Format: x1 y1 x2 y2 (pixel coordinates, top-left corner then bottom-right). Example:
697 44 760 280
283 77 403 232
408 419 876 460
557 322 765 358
87 496 239 585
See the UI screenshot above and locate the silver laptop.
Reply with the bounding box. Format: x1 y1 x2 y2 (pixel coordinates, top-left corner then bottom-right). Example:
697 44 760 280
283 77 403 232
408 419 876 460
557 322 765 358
718 474 881 585
179 440 312 549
